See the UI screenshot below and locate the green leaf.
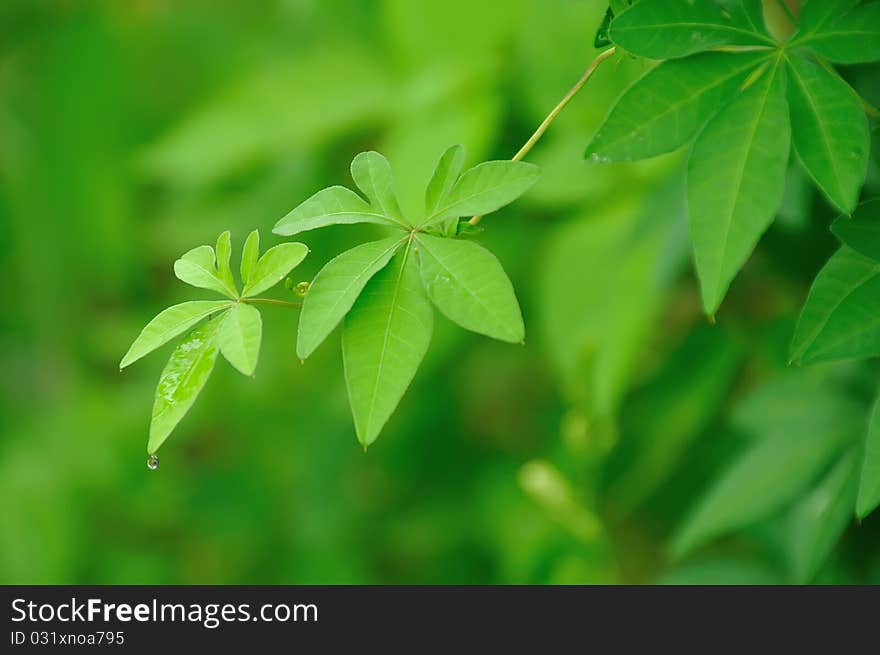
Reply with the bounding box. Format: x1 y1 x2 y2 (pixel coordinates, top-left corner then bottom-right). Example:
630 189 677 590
273 185 404 237
786 449 860 583
423 160 540 226
415 234 524 343
425 144 466 214
214 230 236 293
218 302 262 376
792 0 861 44
740 0 769 36
240 229 260 288
342 245 433 447
350 151 404 222
687 63 790 315
587 51 769 162
242 242 309 298
796 3 880 64
173 245 238 299
786 55 869 213
297 237 404 359
671 399 854 557
608 0 773 60
857 391 880 518
832 199 880 260
790 247 880 364
120 300 232 369
148 316 223 453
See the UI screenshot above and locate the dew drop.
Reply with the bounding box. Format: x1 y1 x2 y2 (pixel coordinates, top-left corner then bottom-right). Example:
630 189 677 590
147 454 159 471
294 281 310 297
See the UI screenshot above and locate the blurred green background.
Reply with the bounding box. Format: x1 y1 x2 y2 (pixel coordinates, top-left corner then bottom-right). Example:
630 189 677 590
2 0 880 584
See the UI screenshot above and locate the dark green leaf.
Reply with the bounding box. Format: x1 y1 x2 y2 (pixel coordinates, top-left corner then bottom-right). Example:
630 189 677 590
832 199 880 260
857 391 880 518
797 3 880 64
786 54 869 213
687 62 790 315
790 246 880 364
587 51 769 162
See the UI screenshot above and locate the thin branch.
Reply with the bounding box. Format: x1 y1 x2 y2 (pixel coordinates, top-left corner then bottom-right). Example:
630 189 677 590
469 46 617 226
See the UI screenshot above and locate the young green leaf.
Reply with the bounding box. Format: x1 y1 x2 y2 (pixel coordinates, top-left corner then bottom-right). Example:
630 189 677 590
342 246 433 447
832 199 880 260
240 229 260 288
608 0 773 60
297 236 404 359
423 161 540 226
687 63 790 315
587 51 769 162
786 449 860 583
795 3 880 64
173 245 238 299
425 144 466 214
241 242 309 298
786 55 869 213
148 316 223 453
218 302 262 376
214 230 236 293
415 234 524 343
120 300 233 369
790 247 880 364
273 185 404 236
671 416 853 558
857 392 880 518
350 151 404 222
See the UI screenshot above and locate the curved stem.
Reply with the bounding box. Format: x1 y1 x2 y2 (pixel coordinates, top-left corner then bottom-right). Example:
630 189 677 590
469 46 617 226
241 297 302 309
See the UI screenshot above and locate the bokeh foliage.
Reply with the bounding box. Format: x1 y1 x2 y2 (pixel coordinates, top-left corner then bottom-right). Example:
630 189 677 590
2 0 880 584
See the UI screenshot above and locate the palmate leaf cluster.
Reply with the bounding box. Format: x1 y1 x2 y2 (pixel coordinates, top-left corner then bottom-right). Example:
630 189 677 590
274 149 538 447
587 0 880 566
122 148 538 452
120 231 308 453
588 0 877 316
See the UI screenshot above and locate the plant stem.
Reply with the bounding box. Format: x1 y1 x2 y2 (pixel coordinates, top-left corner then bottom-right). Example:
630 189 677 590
241 297 302 309
469 46 617 226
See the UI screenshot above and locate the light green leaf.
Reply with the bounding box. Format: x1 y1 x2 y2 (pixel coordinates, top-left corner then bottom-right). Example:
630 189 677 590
425 144 466 214
242 242 309 298
792 0 861 45
671 406 854 558
786 54 869 213
148 317 223 453
797 3 880 64
832 199 880 261
415 234 523 343
120 300 232 369
215 230 236 293
297 237 405 359
790 247 880 364
173 245 238 299
273 185 403 237
857 391 880 518
587 51 769 162
687 63 790 315
609 0 773 60
240 229 260 288
423 160 540 226
350 151 404 222
786 449 860 583
218 302 262 376
342 245 433 447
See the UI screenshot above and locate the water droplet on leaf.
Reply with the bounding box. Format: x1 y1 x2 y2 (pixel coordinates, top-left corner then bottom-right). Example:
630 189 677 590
147 454 159 470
